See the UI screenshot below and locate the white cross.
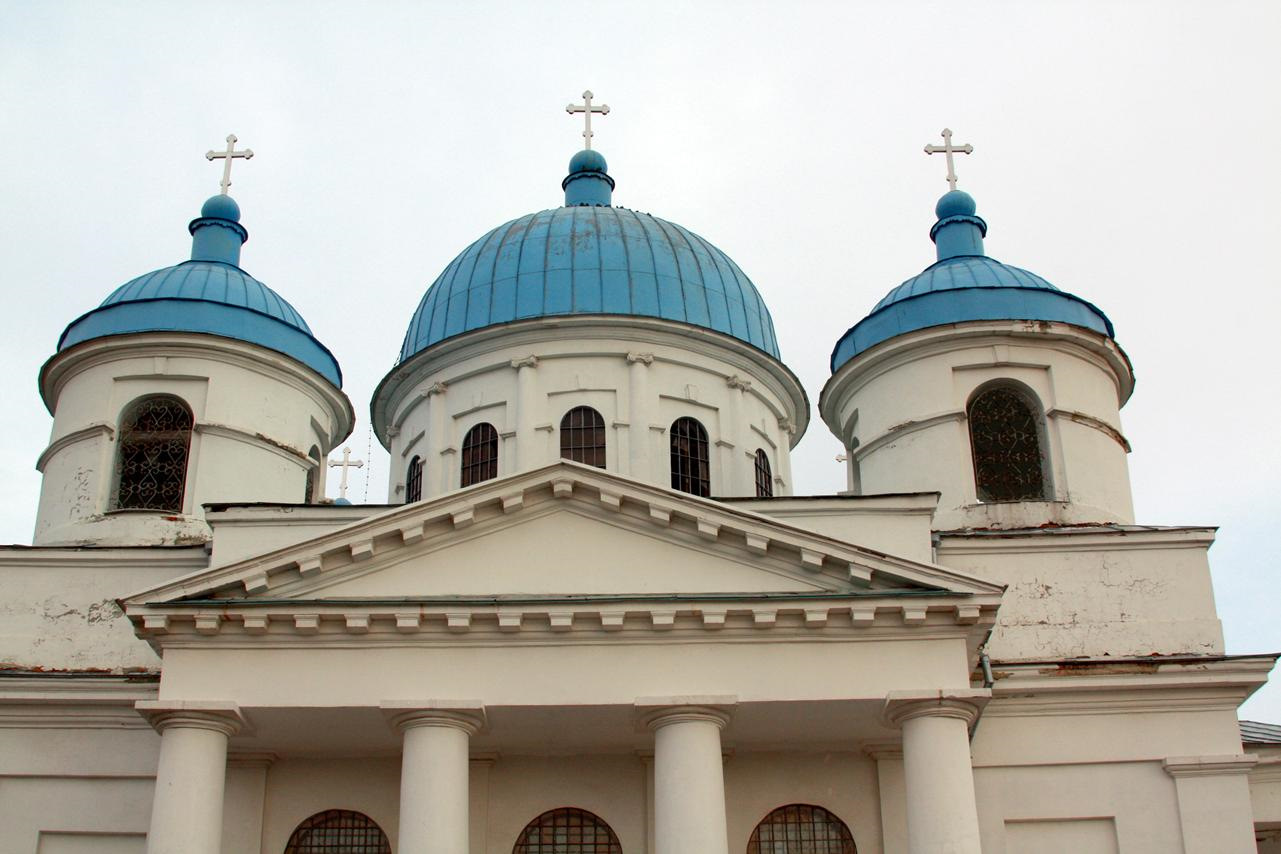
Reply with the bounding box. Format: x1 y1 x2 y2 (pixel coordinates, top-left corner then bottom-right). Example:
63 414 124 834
205 134 254 195
924 128 974 191
566 90 610 150
328 446 364 501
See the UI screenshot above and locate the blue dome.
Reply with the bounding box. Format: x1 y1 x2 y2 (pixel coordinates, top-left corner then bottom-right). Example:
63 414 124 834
830 194 1114 373
398 200 780 363
57 197 343 387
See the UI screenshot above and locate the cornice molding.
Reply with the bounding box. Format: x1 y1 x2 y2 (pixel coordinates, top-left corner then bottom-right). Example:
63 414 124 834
1162 754 1258 778
36 422 115 473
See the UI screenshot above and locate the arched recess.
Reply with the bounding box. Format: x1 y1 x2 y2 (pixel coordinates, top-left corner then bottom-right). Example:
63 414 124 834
461 422 499 487
753 448 773 497
670 416 710 497
966 381 1052 502
112 394 194 513
283 809 391 853
305 445 322 504
512 807 623 854
405 454 424 502
561 405 607 468
746 803 857 853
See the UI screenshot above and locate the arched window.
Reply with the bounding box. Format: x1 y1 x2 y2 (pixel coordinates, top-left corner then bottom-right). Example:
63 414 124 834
112 395 193 512
670 417 711 497
304 446 321 504
284 809 390 853
512 807 622 854
747 804 857 854
967 384 1050 502
405 455 424 502
461 422 499 487
754 448 774 498
561 406 607 468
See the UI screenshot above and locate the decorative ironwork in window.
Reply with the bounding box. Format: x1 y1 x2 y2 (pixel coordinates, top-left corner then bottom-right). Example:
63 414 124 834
746 804 857 854
112 395 193 512
512 807 622 854
405 455 424 502
461 422 498 487
754 448 774 498
670 416 711 497
967 385 1049 502
561 406 607 468
284 809 390 854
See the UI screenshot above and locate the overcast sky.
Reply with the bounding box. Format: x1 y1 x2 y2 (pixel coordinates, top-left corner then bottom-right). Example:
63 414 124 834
2 1 1278 720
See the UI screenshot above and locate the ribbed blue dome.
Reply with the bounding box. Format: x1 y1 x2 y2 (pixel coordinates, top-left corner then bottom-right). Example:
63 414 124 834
830 193 1114 373
57 197 343 387
398 204 780 362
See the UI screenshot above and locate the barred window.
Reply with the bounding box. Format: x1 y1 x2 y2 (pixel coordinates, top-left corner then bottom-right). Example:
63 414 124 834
746 804 857 854
112 395 193 512
405 455 424 502
670 417 710 497
304 446 321 504
284 809 390 853
754 448 774 498
967 384 1050 502
461 422 498 487
561 406 607 468
512 807 622 854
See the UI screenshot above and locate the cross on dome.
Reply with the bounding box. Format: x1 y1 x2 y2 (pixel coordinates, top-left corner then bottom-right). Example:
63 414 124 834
924 128 973 191
328 446 364 501
205 134 254 195
566 90 610 150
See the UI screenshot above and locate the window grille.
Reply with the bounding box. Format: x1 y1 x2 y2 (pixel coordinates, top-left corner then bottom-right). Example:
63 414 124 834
512 807 622 854
670 417 711 497
304 446 321 504
561 406 607 468
405 455 424 502
746 804 857 854
461 422 498 487
967 385 1048 502
112 395 193 512
754 448 774 497
284 809 390 854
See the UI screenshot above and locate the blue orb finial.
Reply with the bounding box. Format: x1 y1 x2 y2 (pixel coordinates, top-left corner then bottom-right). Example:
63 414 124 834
935 190 976 219
200 194 241 222
569 149 608 175
562 149 614 206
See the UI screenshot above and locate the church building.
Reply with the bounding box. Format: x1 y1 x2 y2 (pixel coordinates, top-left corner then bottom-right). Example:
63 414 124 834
1 107 1278 854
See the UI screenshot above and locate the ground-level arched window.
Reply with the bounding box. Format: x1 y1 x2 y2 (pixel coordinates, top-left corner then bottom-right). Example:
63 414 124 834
561 406 606 468
512 807 622 854
284 809 390 853
967 383 1050 502
747 804 857 853
405 454 424 502
670 416 710 497
112 395 194 512
754 448 774 497
461 422 499 487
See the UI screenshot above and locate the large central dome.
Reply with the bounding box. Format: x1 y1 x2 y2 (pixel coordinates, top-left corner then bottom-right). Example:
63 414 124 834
397 151 780 362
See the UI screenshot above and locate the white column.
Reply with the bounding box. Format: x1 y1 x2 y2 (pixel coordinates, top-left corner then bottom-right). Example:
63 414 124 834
640 700 734 854
884 690 988 854
137 701 243 854
724 376 749 495
511 356 539 472
776 418 795 496
1163 755 1260 854
426 382 450 495
627 353 654 481
384 702 485 854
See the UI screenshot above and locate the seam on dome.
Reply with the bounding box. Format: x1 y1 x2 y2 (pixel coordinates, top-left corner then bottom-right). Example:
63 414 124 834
689 229 742 341
588 206 606 312
610 207 635 314
628 208 663 322
487 214 522 323
666 219 716 331
464 219 508 333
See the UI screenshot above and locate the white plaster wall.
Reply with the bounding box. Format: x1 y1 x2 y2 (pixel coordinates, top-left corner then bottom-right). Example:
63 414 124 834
937 528 1224 660
820 322 1135 530
1250 746 1281 828
35 335 353 547
375 319 807 502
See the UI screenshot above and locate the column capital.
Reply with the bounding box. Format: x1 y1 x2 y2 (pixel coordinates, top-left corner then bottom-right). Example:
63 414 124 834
135 700 246 737
381 700 486 735
882 689 990 728
1162 754 1259 778
635 695 737 731
510 355 539 370
626 351 655 366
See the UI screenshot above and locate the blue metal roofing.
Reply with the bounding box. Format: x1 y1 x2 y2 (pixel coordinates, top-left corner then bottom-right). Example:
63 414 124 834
829 192 1115 373
398 205 780 362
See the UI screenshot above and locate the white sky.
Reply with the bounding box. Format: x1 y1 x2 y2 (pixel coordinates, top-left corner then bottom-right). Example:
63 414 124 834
1 1 1278 721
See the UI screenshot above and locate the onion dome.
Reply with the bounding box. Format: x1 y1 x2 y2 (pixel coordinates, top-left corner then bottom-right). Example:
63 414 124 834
830 190 1114 372
57 195 342 387
397 151 780 362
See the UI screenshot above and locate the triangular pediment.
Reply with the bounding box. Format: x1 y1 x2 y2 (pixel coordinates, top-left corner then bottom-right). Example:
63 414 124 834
124 462 1003 610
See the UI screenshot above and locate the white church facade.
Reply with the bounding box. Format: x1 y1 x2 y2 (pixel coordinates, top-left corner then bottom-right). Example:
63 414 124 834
1 117 1278 854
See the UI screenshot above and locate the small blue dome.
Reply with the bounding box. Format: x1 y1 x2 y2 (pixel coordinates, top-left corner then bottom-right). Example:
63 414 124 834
399 157 780 362
830 193 1114 373
57 197 343 387
569 149 608 174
